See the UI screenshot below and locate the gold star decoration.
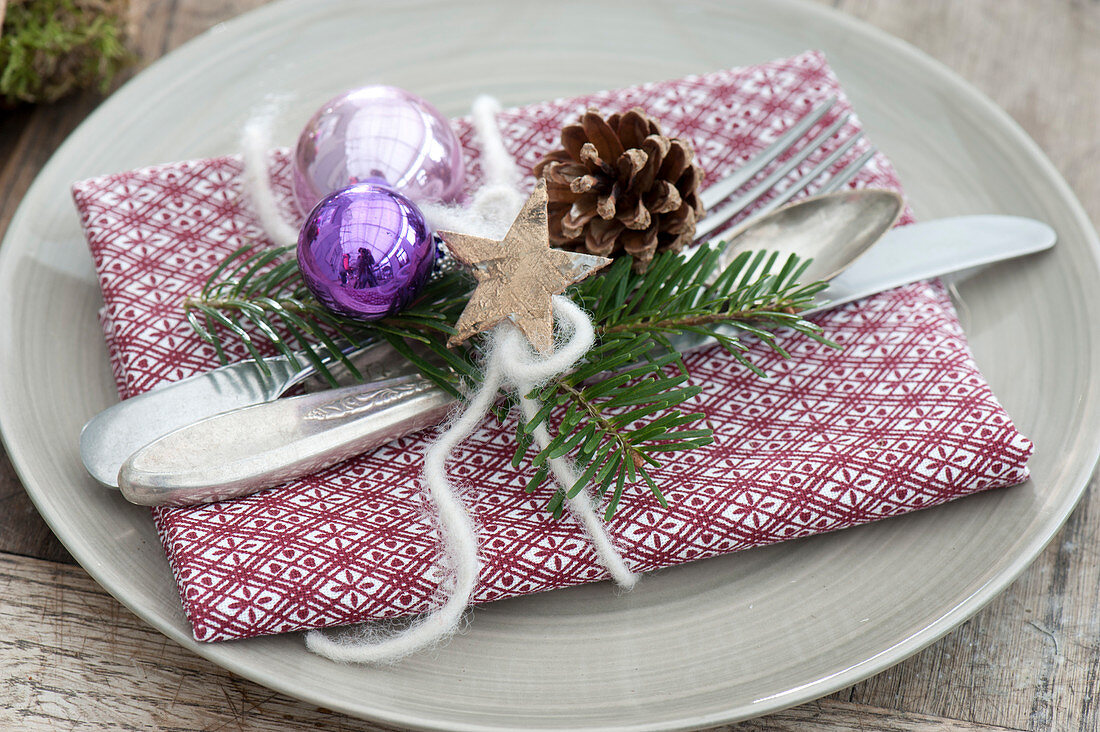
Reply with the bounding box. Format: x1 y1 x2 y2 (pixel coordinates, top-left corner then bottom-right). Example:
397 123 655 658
437 178 613 354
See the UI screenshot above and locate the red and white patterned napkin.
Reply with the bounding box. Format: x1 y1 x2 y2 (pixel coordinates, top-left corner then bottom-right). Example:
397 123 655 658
73 51 1033 642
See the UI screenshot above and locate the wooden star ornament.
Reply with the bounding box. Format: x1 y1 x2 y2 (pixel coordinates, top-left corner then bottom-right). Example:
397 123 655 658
437 179 613 354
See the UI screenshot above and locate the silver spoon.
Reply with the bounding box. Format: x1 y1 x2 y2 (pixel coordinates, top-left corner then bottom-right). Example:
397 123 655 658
710 188 904 282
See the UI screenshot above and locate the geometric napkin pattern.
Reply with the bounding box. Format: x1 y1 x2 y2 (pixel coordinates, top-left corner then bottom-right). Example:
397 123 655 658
72 51 1033 642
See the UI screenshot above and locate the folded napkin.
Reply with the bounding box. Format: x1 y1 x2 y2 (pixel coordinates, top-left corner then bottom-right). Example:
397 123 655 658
73 51 1033 642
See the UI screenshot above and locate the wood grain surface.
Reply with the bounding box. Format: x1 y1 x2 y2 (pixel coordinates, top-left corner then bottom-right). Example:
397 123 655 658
1 1 1097 729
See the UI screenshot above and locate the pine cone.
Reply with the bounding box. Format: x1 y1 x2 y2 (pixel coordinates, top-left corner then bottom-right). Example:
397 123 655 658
533 108 705 273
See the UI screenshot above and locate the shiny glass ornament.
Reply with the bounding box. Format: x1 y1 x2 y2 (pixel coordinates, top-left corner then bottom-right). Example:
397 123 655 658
293 85 465 215
297 183 436 320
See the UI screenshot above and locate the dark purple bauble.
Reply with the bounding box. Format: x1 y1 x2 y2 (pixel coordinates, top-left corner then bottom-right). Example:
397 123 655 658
297 183 436 320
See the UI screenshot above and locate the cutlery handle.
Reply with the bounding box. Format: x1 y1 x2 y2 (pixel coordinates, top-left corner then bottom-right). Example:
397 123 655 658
80 352 305 489
118 375 456 506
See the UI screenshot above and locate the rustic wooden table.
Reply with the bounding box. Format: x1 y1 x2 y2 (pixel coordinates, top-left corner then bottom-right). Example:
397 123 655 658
2 1 1098 729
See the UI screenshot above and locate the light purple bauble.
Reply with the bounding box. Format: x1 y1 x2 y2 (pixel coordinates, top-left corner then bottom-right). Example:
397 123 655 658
297 183 437 320
293 85 465 216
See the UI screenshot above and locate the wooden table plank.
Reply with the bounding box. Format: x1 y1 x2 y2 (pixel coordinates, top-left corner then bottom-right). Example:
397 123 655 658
0 552 1028 732
0 554 382 731
826 4 1100 731
0 1 1097 729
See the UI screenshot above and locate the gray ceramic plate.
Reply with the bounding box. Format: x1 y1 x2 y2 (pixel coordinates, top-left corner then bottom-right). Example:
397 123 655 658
1 0 1098 729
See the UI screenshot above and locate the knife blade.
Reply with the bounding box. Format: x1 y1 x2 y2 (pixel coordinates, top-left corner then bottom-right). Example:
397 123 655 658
108 214 1055 506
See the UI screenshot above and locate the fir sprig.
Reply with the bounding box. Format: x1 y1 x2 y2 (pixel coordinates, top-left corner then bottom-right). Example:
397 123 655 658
183 242 833 518
518 244 831 517
182 246 479 393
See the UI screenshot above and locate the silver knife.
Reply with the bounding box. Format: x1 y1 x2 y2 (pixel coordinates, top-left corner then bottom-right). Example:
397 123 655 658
92 215 1055 505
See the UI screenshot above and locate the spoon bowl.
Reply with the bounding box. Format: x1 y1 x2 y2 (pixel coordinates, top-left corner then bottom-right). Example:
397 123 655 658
716 189 905 283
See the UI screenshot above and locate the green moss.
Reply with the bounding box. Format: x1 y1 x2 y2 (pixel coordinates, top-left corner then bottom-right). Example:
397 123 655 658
1 0 134 105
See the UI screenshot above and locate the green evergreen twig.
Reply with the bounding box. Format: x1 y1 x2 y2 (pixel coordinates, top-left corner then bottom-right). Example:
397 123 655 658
183 242 834 518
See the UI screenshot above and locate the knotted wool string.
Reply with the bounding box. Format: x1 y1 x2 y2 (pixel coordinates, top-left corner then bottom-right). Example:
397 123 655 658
419 95 527 239
424 95 635 589
241 98 299 248
498 299 638 590
305 296 635 663
242 95 636 664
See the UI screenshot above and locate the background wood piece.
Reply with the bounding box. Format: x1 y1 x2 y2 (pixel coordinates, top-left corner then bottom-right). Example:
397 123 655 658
0 0 1096 729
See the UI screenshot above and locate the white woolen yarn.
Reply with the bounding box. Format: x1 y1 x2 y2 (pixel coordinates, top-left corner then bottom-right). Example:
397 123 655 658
499 297 638 590
419 95 527 240
240 105 299 248
242 94 636 664
306 296 636 663
305 347 503 663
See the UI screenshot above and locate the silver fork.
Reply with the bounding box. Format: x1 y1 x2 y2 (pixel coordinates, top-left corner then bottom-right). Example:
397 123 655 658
693 97 876 242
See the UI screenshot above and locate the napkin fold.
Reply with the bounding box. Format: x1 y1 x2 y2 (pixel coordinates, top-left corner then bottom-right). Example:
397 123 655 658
73 51 1033 642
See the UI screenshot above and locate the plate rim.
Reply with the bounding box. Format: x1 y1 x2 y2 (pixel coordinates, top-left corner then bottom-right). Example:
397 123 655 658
1 0 1099 728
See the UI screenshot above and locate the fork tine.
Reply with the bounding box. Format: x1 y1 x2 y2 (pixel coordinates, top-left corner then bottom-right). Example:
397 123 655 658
698 97 837 211
694 111 852 241
816 147 877 194
738 131 864 220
